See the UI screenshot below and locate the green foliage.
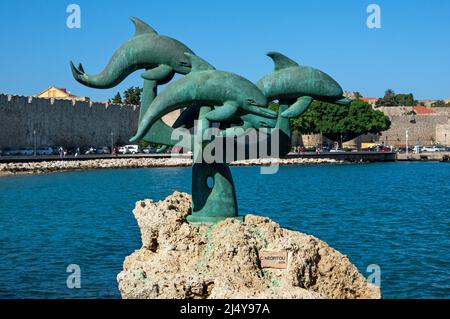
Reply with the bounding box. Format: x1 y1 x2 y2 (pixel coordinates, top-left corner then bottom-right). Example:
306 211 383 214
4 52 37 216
431 100 450 107
290 99 391 143
268 101 280 112
395 93 416 106
376 89 417 107
123 86 143 105
110 92 123 104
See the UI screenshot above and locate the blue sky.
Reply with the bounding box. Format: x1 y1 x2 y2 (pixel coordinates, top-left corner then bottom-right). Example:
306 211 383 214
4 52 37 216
0 0 449 101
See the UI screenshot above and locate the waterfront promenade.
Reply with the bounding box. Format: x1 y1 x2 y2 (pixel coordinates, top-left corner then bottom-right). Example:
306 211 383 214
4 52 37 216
0 152 402 176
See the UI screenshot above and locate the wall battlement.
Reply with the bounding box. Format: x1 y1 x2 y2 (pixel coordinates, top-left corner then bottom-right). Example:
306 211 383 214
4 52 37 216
0 93 139 111
0 93 140 149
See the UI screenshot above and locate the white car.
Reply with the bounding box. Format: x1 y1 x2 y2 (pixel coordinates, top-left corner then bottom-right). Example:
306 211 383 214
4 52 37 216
126 145 141 154
118 146 128 154
422 146 446 152
118 145 141 154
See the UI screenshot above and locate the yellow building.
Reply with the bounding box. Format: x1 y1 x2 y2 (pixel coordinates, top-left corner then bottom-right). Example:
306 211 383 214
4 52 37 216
35 86 89 101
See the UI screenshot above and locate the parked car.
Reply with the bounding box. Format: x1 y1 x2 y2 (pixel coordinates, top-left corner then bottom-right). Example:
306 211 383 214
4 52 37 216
84 146 97 155
422 145 446 152
395 147 414 153
142 147 157 154
18 147 34 156
96 146 111 154
378 147 391 152
118 145 141 154
50 146 60 155
36 146 53 155
412 145 421 154
3 148 21 156
118 146 128 154
330 148 345 153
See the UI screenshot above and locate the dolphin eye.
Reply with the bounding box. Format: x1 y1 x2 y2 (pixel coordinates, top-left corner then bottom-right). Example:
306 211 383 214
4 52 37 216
246 99 257 105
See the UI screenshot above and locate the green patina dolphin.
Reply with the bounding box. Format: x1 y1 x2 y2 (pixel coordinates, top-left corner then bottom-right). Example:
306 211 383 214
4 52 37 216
69 17 197 145
70 17 194 89
257 52 350 118
130 53 276 142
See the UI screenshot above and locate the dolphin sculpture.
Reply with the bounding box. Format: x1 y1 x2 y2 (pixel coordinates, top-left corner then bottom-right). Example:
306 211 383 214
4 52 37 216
69 17 197 142
70 17 194 89
130 53 276 142
257 52 350 118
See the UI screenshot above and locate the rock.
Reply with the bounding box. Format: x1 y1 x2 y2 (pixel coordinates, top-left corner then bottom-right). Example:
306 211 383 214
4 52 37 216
0 157 343 176
117 192 381 299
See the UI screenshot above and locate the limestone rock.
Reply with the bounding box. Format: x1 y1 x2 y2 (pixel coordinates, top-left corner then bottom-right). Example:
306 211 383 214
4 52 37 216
119 192 380 299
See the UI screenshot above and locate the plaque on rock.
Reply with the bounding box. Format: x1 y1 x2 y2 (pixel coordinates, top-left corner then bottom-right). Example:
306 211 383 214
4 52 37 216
260 250 288 269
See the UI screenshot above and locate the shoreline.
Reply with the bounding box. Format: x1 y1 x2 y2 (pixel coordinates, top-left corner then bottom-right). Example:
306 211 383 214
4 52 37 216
0 157 345 176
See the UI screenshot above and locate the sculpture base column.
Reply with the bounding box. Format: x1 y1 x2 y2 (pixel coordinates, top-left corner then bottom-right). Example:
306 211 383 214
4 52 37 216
187 162 241 224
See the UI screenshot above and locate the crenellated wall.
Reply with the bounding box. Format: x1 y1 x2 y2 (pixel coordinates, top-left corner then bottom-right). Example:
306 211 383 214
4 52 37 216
1 94 449 150
0 94 140 149
292 106 450 148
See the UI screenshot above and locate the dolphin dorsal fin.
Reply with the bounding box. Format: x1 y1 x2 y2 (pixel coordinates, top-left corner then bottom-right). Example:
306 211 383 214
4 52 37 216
130 17 158 36
267 51 299 71
185 53 216 72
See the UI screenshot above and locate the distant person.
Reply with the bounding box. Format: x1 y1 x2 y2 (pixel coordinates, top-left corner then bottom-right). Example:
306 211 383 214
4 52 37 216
75 147 80 157
58 146 63 158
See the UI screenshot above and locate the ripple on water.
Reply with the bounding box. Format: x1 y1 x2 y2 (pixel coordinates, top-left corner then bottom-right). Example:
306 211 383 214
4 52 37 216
0 163 449 298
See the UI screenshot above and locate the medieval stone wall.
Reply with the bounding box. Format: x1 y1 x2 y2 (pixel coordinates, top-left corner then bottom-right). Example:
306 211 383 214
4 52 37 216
0 94 139 149
1 94 449 150
293 107 450 148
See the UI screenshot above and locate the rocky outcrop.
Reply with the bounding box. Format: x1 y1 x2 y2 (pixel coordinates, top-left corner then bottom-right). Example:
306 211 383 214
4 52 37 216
0 157 342 175
117 192 381 299
0 158 192 175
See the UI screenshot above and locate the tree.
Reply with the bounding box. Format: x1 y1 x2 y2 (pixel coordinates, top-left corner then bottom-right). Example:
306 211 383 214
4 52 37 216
395 93 416 106
291 100 391 147
376 89 397 106
431 100 449 107
376 89 417 107
110 92 122 104
123 86 143 105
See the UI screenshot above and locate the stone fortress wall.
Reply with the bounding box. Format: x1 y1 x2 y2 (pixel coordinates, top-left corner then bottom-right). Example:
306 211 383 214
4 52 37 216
295 106 450 148
1 92 449 150
0 94 139 149
375 107 450 147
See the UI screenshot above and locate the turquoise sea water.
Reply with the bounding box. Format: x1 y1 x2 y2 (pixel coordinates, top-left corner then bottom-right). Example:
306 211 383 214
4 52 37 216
0 163 449 299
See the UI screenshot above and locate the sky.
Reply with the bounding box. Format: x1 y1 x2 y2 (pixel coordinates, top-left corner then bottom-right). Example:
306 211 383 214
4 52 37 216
0 0 449 101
